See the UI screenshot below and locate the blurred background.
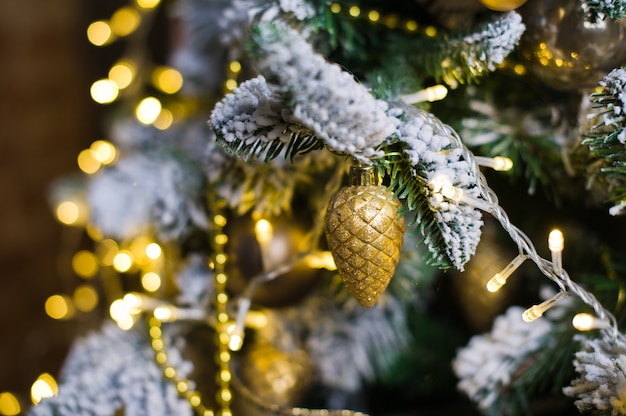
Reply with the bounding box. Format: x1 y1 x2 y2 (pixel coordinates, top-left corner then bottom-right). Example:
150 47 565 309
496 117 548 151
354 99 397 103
0 0 103 409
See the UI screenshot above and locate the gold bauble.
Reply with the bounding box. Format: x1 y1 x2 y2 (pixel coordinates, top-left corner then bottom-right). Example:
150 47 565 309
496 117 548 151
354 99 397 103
325 165 405 307
518 0 626 90
239 341 312 408
479 0 527 11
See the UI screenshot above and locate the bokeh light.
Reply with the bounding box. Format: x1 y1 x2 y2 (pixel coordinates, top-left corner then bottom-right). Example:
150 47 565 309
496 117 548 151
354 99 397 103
72 285 99 312
30 374 58 405
152 66 183 94
135 97 162 124
110 7 141 37
0 392 21 416
72 250 99 278
90 79 119 104
90 140 117 165
77 149 101 174
87 20 113 46
141 272 162 292
108 60 135 90
113 251 134 272
44 295 74 320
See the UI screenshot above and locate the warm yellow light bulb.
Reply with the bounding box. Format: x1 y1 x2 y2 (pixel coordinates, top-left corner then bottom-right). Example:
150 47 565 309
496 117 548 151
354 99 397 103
145 242 162 259
401 85 448 104
71 250 98 279
228 332 243 351
77 149 102 174
572 313 594 331
109 61 135 89
254 219 273 245
0 392 21 416
486 254 527 293
110 7 141 37
113 251 134 272
87 20 113 46
154 305 175 321
96 239 119 266
90 140 117 165
90 79 119 104
30 374 58 405
548 229 564 252
522 292 567 322
56 200 83 225
109 298 136 330
153 108 173 130
72 285 99 312
135 97 162 124
141 272 162 292
152 66 183 94
572 313 610 331
229 60 242 74
45 295 74 320
136 0 161 9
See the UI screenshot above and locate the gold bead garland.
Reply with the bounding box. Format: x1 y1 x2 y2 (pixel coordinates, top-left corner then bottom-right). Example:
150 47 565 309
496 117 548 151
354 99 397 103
222 3 437 94
211 212 233 416
328 2 438 37
148 315 214 415
147 211 234 416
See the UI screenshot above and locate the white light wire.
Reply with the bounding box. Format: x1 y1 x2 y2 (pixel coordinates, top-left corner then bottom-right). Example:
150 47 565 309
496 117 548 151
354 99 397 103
423 112 624 341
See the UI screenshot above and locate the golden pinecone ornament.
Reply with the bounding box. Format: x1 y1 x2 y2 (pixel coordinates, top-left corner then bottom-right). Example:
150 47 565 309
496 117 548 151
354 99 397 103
325 165 405 307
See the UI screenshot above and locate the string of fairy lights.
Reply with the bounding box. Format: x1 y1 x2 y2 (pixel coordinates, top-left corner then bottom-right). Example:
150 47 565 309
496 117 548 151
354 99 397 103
0 1 617 416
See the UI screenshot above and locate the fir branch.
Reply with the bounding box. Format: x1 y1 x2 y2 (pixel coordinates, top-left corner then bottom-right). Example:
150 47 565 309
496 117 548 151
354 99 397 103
407 11 525 86
248 21 396 163
381 103 484 271
564 332 626 414
87 152 209 242
210 76 323 162
458 87 569 200
582 67 626 209
379 149 452 269
581 0 626 21
29 323 193 416
453 306 577 416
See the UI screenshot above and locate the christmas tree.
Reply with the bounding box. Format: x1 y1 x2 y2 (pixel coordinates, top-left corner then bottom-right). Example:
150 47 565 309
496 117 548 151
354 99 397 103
19 0 626 415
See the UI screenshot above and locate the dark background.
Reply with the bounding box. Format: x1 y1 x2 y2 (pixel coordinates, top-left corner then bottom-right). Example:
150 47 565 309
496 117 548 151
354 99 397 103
0 0 102 407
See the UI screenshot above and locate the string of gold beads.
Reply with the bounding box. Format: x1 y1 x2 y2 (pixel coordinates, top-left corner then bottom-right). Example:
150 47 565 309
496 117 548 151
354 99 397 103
148 315 214 416
223 60 242 94
211 212 233 416
329 3 438 37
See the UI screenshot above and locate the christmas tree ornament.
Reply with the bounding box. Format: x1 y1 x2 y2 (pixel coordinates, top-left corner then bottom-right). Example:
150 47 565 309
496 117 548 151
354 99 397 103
238 341 312 409
479 0 528 12
325 165 405 307
518 0 626 90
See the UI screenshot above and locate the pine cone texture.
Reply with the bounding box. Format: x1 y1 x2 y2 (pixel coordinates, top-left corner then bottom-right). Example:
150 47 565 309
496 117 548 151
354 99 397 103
325 184 405 307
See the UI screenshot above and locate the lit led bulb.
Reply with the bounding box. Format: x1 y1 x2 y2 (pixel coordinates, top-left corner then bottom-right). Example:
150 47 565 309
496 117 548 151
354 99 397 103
486 254 528 292
475 156 513 171
548 229 564 277
522 292 567 322
401 84 448 104
572 313 610 331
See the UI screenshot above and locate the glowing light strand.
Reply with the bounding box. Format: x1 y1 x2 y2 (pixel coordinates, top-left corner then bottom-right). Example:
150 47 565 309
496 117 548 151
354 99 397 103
431 114 622 340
